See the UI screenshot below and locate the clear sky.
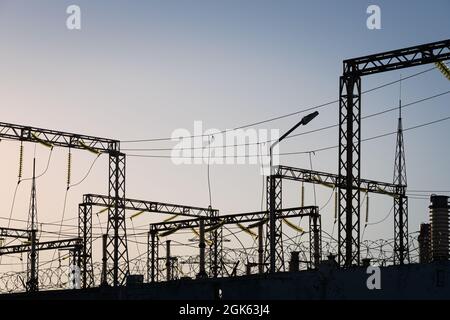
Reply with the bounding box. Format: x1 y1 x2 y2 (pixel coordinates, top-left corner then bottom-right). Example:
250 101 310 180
0 0 449 276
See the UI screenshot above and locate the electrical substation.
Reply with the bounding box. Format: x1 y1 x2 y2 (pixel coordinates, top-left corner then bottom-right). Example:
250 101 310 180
0 39 449 300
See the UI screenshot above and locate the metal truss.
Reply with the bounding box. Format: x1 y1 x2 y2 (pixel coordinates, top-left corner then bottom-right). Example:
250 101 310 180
147 230 159 283
78 204 94 288
83 194 217 217
309 213 321 269
272 165 403 269
393 106 409 265
207 208 222 278
343 40 450 76
274 165 404 196
27 159 39 293
338 74 361 267
394 196 409 264
0 122 127 286
0 238 82 255
150 206 320 280
338 39 450 266
266 176 284 273
80 194 216 286
0 227 30 239
107 152 128 286
150 207 317 231
0 122 119 152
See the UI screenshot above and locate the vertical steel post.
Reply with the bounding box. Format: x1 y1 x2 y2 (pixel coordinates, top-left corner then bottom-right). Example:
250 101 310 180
27 158 38 293
106 152 128 286
198 219 206 278
312 213 321 268
258 224 264 274
265 175 283 272
338 74 361 267
269 175 276 273
101 234 108 286
166 240 171 281
148 230 158 283
78 203 93 288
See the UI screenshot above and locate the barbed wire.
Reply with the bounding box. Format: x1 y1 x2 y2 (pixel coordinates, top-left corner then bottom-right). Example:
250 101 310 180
0 233 420 293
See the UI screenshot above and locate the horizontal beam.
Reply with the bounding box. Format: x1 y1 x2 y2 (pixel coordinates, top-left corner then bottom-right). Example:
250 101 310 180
274 165 404 196
344 39 450 76
83 194 216 218
0 238 82 255
0 227 30 239
150 206 318 232
0 122 119 153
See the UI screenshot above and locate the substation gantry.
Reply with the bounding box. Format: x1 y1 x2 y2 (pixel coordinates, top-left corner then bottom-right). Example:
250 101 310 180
150 206 321 281
78 194 217 287
336 39 450 267
267 165 404 272
1 39 449 292
0 122 127 286
0 226 81 292
266 38 450 272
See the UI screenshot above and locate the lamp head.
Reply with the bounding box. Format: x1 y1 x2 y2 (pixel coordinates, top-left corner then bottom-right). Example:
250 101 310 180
300 111 319 125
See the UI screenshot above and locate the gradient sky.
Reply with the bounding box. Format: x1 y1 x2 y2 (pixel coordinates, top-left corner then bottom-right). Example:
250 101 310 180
0 0 449 275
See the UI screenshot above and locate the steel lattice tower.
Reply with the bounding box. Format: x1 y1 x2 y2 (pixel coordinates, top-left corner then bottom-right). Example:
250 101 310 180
393 80 409 264
337 39 449 267
26 158 39 292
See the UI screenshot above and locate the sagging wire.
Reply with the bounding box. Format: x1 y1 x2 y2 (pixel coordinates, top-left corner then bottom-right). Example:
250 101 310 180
292 151 317 246
325 188 339 254
259 142 266 211
2 143 54 259
206 135 214 208
122 64 446 145
223 225 249 259
282 218 304 233
129 214 141 257
8 142 54 229
6 143 24 233
360 192 370 241
318 187 336 212
68 153 101 189
367 205 394 227
308 152 317 206
51 151 102 268
256 142 266 249
236 223 258 239
163 214 179 223
57 149 73 241
188 227 213 246
95 208 108 235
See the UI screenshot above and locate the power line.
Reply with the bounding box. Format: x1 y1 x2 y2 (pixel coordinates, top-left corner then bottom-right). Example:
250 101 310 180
126 114 450 159
122 65 441 143
122 90 450 152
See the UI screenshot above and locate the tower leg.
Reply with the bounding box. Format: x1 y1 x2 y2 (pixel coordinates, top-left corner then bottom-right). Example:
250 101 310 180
338 75 361 267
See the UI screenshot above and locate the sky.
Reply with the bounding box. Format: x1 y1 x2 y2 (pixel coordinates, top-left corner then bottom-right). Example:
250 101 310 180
0 0 449 278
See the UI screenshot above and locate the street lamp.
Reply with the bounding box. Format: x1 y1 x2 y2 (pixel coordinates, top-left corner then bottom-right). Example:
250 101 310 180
268 110 319 273
269 111 319 174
